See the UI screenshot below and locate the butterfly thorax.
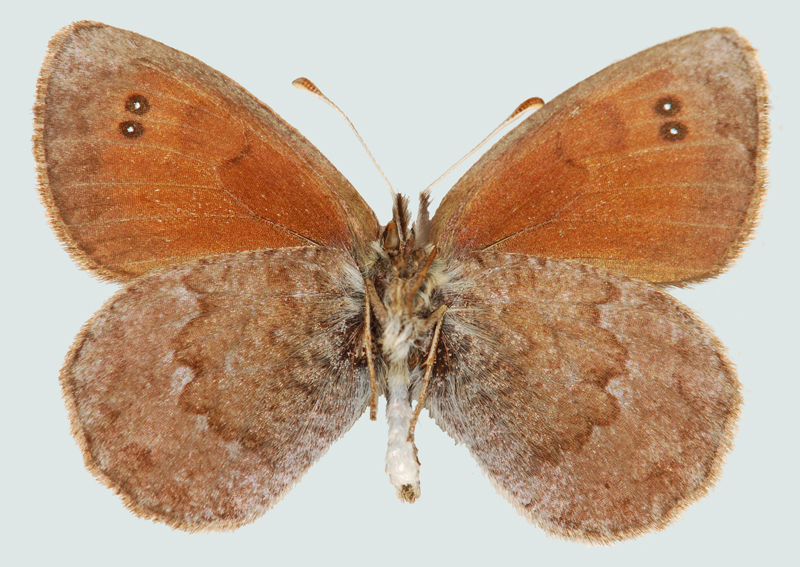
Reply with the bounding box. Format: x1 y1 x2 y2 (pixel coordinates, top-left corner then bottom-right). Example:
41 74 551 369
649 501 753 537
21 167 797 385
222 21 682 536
364 196 449 502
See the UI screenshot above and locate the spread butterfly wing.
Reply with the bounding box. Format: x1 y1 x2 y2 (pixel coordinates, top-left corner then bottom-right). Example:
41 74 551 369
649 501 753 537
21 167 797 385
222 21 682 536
426 253 740 543
430 28 767 285
34 21 379 282
62 247 369 531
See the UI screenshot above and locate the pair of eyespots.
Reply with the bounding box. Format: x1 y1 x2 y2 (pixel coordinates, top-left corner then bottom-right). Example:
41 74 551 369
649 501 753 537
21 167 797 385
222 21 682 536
654 96 687 141
118 92 686 142
119 94 150 139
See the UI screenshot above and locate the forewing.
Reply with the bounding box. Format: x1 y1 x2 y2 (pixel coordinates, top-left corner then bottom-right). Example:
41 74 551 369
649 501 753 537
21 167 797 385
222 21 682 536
61 247 369 531
34 22 379 281
427 253 740 543
431 28 767 285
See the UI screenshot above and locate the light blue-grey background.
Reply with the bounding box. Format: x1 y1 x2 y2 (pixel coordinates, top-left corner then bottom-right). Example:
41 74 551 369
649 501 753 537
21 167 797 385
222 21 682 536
3 1 796 565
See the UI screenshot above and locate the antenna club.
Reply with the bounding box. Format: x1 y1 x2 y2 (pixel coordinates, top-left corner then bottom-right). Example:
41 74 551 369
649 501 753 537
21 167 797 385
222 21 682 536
292 77 322 96
510 97 545 119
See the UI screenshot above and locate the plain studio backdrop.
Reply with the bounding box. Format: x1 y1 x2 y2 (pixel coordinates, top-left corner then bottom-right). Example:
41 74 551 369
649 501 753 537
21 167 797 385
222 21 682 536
2 1 796 565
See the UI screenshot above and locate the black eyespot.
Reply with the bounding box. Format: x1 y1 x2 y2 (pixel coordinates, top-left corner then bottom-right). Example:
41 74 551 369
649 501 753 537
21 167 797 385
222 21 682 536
655 96 682 116
119 121 145 138
125 94 150 115
659 121 688 141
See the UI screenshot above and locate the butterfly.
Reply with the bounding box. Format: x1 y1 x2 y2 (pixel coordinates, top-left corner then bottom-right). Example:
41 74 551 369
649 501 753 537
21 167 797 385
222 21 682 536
34 21 767 544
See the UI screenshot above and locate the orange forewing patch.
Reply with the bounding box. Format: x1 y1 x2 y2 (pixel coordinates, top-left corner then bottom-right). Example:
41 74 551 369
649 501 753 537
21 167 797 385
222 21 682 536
431 30 767 284
35 22 379 281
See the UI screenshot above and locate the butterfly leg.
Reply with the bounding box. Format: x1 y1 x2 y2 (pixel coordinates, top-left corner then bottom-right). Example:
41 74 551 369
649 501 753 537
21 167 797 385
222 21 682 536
364 292 378 421
407 305 447 443
364 279 387 421
404 246 437 316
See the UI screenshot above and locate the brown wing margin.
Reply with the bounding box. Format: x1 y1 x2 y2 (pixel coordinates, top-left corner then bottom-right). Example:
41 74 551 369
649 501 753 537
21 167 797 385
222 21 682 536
34 21 379 282
430 28 768 285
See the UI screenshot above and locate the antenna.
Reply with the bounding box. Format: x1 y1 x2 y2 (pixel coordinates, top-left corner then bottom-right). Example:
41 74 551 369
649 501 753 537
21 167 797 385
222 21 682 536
293 77 395 195
421 97 544 197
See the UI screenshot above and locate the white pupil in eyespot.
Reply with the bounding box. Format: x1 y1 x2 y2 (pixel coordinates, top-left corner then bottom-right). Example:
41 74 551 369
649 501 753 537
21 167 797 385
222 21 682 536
127 126 135 132
133 102 141 110
670 127 678 135
663 103 672 110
